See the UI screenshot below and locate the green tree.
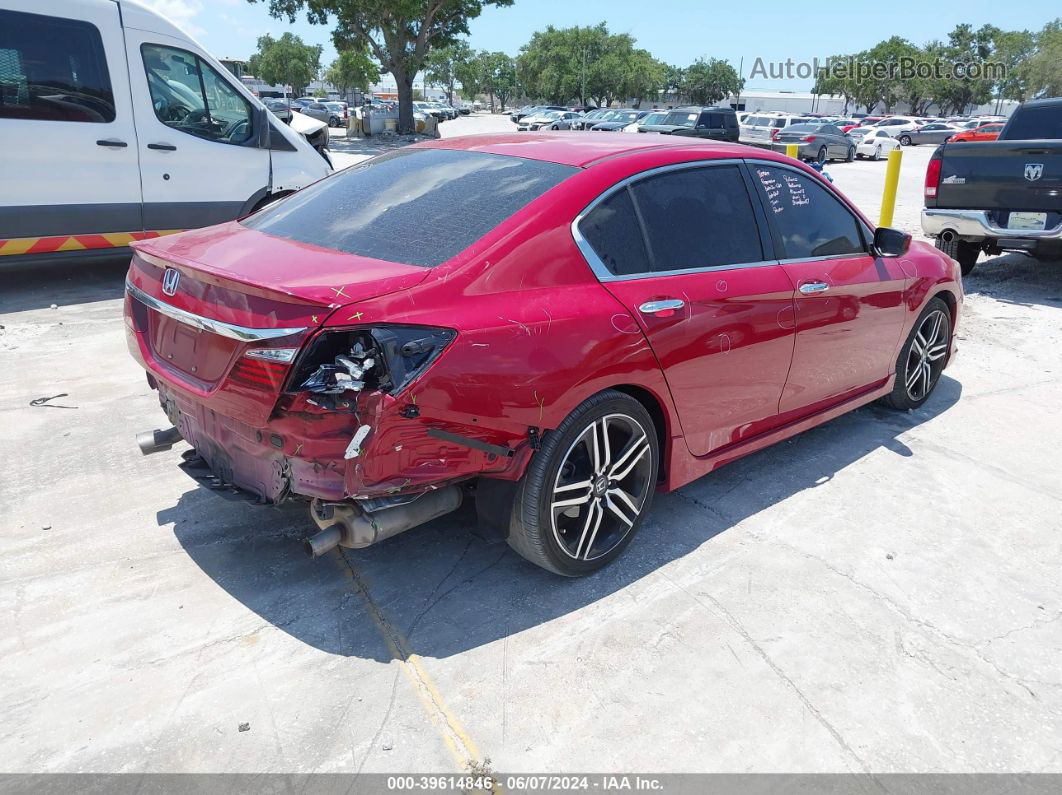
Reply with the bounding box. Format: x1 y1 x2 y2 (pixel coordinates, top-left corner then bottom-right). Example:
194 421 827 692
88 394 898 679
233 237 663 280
1025 20 1062 99
325 46 379 100
250 0 514 133
426 41 473 106
466 50 516 111
680 58 743 106
247 33 322 98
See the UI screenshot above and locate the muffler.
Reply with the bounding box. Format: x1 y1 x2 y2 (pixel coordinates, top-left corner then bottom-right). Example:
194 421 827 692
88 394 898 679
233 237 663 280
940 229 956 243
137 426 182 456
305 486 463 558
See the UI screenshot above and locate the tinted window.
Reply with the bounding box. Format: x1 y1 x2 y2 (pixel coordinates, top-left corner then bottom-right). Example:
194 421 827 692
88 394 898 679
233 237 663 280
663 110 698 127
143 45 252 144
752 165 864 259
244 149 576 267
1001 105 1062 139
630 166 763 272
0 9 114 122
579 188 650 276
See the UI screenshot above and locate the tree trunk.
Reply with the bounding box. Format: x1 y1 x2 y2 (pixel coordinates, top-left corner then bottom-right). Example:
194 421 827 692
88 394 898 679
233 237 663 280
395 70 415 134
488 89 495 113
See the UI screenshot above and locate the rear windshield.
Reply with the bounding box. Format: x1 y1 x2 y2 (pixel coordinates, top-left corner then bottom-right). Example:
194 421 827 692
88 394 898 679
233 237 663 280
1002 104 1062 140
243 149 576 266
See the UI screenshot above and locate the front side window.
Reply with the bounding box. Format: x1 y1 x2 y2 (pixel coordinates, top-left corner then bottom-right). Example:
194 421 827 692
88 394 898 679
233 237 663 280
0 9 114 122
142 44 252 144
752 165 865 259
244 149 576 267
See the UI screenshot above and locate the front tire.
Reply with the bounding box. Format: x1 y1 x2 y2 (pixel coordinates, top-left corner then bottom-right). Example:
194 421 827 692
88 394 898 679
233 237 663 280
846 145 855 162
507 390 659 576
880 298 952 411
899 134 912 146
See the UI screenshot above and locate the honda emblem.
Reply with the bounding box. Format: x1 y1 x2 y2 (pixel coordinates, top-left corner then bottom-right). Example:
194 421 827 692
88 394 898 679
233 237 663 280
1024 163 1044 182
161 267 181 296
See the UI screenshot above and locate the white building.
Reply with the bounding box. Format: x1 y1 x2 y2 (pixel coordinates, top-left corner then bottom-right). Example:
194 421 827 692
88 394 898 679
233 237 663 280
732 88 1019 117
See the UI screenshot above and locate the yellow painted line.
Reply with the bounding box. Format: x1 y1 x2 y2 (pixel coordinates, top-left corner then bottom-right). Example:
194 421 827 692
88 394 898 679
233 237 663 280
331 554 491 775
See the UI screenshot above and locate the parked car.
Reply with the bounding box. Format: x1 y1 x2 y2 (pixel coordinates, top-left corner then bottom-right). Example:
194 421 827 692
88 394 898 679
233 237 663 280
739 113 815 145
263 98 293 124
517 110 582 131
589 109 650 132
628 110 667 133
770 123 855 163
0 0 331 269
640 106 739 142
429 102 457 120
550 112 590 131
849 128 902 160
570 109 611 130
325 101 349 126
301 101 342 127
126 133 960 575
510 105 566 123
869 117 921 137
898 123 960 146
946 123 1005 143
414 101 447 121
922 97 1062 275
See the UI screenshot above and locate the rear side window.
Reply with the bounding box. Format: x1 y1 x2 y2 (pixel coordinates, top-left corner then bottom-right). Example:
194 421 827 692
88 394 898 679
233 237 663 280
752 165 865 259
0 9 114 122
578 189 650 276
244 149 576 267
630 166 763 272
1002 104 1062 140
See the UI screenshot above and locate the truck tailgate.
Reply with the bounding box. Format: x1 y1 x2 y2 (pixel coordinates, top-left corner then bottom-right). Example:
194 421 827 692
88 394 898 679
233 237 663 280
934 141 1062 212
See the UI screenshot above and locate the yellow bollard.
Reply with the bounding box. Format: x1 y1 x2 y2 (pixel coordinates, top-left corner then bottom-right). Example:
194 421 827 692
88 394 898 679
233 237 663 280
879 148 903 227
786 143 799 160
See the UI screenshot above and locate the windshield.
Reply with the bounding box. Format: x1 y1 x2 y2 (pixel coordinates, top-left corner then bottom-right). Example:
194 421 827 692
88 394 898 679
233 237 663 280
662 110 698 127
242 149 577 267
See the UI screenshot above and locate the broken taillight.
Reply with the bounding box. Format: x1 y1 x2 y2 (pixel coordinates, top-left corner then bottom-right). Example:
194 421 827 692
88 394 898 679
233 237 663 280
290 326 456 402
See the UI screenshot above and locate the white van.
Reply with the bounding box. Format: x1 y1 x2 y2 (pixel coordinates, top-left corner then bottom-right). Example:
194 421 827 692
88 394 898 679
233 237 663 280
0 0 332 265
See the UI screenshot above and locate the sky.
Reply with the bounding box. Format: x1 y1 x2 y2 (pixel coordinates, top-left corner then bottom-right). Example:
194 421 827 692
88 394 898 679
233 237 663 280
144 0 1060 91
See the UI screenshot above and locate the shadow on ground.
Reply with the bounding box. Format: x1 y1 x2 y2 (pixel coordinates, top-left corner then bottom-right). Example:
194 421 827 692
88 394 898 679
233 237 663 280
962 252 1062 309
163 376 961 662
0 255 130 314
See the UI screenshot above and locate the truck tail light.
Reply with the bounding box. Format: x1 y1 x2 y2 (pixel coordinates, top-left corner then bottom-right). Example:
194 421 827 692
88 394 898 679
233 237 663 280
925 157 942 199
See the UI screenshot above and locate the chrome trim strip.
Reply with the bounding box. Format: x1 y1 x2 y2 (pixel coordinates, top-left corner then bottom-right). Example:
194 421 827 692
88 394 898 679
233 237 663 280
125 279 307 342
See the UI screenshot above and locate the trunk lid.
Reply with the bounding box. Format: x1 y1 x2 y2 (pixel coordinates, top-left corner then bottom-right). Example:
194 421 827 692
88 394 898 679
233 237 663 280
933 140 1062 212
126 223 429 423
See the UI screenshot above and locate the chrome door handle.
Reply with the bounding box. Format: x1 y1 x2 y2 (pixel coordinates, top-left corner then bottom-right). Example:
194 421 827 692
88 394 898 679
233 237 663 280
799 281 830 295
639 299 685 314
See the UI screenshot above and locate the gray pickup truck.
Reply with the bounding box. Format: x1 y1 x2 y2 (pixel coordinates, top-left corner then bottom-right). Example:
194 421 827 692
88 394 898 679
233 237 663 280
921 97 1062 275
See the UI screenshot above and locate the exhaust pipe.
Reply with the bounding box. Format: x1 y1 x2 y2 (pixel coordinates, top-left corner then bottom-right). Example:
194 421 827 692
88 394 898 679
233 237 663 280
137 426 182 456
940 229 956 243
307 486 463 556
304 525 343 558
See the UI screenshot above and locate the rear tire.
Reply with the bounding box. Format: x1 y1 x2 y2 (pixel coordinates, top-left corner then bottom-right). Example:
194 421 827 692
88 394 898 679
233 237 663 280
935 236 980 275
507 390 659 576
880 297 952 411
871 145 882 161
816 146 827 164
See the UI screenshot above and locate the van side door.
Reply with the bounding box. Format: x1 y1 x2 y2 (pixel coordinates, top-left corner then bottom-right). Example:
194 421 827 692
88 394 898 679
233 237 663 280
123 30 269 231
0 2 142 256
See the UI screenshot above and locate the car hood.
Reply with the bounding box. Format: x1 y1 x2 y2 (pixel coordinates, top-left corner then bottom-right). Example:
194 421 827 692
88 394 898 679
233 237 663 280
639 124 690 134
289 111 328 136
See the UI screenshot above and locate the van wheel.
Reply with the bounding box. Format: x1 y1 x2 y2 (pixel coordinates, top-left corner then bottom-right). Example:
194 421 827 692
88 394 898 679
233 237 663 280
935 236 980 275
880 298 952 411
507 390 659 576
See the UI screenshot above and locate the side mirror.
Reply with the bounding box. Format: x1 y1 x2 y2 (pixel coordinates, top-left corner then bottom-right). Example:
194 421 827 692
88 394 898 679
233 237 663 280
873 226 911 257
254 106 270 149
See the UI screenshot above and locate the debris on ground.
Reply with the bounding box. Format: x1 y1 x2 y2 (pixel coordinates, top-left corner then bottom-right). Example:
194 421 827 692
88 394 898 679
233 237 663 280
30 393 77 409
238 723 250 732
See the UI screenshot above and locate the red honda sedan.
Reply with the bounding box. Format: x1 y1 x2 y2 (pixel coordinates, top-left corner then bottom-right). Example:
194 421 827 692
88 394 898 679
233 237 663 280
125 133 962 576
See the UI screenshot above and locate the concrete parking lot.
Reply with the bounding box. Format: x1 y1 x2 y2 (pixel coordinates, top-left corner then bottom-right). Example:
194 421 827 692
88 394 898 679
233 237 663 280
2 113 1061 775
